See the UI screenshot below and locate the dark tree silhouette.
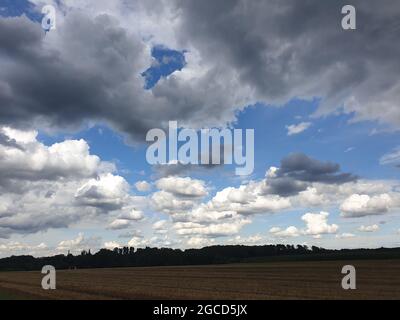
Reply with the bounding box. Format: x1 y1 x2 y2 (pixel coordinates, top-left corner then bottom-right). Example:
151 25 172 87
0 244 399 271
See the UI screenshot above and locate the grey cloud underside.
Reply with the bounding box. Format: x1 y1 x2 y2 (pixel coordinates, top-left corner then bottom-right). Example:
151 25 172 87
265 153 357 197
0 214 74 238
0 14 246 140
175 0 400 125
0 0 399 240
152 151 224 178
0 15 151 138
265 177 308 197
278 153 357 184
0 0 399 141
118 231 143 239
153 163 219 178
0 132 23 150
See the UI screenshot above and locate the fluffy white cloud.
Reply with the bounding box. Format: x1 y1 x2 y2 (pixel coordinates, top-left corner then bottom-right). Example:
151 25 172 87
151 190 198 214
152 160 400 244
150 177 210 215
340 194 392 218
155 177 208 198
208 183 291 215
0 126 142 238
75 173 130 211
302 212 339 236
0 127 110 184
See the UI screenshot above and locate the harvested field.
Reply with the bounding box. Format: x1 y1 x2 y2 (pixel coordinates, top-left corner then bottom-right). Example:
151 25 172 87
0 260 399 300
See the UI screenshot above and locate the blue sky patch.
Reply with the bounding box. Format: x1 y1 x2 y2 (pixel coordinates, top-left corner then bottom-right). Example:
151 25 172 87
0 0 42 22
142 46 186 89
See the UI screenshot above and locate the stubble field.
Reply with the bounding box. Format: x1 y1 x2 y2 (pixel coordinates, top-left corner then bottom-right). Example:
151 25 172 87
0 260 399 300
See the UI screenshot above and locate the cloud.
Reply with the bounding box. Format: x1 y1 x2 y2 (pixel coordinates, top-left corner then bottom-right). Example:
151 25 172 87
153 154 400 244
186 236 215 248
119 209 145 221
227 235 264 245
57 233 101 254
261 153 357 198
380 147 400 166
150 176 209 214
2 0 399 146
118 230 144 239
0 127 107 185
264 176 308 197
302 212 339 236
358 224 379 233
174 218 250 237
152 220 169 234
0 126 142 238
108 219 131 230
0 10 250 142
151 190 198 214
270 226 300 238
286 122 311 136
135 181 152 192
270 211 339 239
335 233 355 239
0 241 49 258
155 176 208 198
340 194 392 218
174 0 400 128
208 184 291 215
2 1 400 250
278 153 357 184
128 236 151 248
0 131 24 150
104 241 122 250
75 173 131 212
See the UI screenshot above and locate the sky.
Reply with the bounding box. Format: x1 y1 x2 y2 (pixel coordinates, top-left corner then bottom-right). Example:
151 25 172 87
0 0 400 257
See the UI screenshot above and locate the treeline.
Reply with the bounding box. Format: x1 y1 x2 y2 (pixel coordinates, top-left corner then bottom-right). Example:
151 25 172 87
1 245 400 271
